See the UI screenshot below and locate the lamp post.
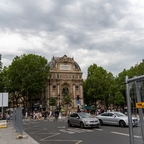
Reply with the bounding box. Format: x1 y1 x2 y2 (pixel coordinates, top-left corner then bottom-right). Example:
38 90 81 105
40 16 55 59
58 94 60 111
2 86 7 119
58 93 62 119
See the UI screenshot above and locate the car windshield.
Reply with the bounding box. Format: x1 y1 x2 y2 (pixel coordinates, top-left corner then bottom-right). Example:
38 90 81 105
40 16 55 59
113 112 126 117
79 113 93 118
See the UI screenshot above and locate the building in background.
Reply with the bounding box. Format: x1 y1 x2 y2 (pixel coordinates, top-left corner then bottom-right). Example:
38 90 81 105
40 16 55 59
46 55 84 111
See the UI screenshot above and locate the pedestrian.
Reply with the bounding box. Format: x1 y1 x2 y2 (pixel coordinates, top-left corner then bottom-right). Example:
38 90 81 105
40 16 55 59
54 110 59 121
25 112 28 119
5 112 10 123
44 111 47 120
49 110 52 117
35 111 38 120
33 111 35 120
30 112 33 120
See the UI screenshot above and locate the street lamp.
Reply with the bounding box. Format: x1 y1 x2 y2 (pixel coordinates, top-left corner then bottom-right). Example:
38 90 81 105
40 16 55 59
58 94 60 111
2 86 7 119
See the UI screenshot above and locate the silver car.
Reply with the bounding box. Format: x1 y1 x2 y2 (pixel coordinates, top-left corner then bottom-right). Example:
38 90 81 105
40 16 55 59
67 112 100 128
96 111 138 127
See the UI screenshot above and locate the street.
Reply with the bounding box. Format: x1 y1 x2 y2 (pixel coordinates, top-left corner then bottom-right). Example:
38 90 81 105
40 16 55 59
23 118 142 144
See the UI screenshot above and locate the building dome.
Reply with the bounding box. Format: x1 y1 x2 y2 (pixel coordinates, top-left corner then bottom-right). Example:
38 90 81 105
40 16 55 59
48 55 81 71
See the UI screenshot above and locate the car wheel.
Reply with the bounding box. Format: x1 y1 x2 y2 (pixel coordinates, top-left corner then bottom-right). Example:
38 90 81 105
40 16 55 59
67 120 72 127
119 120 126 127
99 119 103 126
80 122 84 129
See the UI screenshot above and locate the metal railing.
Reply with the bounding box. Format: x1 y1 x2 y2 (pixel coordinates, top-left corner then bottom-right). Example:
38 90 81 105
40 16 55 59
12 107 23 135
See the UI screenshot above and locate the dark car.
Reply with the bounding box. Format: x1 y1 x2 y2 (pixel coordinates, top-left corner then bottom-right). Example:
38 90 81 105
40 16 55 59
67 112 100 129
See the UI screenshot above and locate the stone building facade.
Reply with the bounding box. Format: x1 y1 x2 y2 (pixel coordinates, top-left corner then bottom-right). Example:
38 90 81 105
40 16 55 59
47 55 84 110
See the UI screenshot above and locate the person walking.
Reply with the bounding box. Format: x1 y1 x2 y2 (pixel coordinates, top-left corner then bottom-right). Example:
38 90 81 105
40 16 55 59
25 112 28 119
54 110 59 121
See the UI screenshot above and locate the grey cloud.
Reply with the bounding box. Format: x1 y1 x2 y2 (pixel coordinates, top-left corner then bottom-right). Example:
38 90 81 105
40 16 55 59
0 0 130 32
0 0 144 77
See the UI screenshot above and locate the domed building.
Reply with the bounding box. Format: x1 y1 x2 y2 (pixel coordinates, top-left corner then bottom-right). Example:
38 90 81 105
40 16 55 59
46 55 84 110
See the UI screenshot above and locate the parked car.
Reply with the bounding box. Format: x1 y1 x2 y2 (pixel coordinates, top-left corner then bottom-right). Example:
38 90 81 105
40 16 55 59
96 111 138 127
67 112 100 128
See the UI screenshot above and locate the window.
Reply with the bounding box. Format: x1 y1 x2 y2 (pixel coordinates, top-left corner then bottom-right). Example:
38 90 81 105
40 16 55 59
101 113 109 117
70 113 75 117
109 113 114 117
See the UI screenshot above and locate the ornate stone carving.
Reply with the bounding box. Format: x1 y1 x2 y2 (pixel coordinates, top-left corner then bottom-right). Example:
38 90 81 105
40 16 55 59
57 55 74 63
61 74 71 79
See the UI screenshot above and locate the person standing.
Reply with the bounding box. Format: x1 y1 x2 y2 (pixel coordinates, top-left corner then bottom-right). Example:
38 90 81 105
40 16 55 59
25 112 28 119
5 112 10 123
54 110 59 121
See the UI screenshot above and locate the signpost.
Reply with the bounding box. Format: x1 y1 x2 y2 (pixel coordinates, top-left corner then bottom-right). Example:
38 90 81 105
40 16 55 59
136 102 144 108
0 93 8 118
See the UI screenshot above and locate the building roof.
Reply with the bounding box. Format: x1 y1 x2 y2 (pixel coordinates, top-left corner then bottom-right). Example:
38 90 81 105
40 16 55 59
48 55 81 70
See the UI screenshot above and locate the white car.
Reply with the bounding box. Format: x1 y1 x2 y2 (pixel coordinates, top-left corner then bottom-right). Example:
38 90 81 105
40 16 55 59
96 111 138 127
67 112 100 128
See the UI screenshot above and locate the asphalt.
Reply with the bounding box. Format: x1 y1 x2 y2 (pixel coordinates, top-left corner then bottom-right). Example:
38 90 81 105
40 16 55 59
0 115 67 144
0 120 39 144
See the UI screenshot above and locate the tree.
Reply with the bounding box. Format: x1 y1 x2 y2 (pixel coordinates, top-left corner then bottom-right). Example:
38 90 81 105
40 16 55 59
7 54 50 112
114 91 125 110
49 97 57 110
83 64 114 109
63 95 72 105
0 66 9 92
63 94 72 115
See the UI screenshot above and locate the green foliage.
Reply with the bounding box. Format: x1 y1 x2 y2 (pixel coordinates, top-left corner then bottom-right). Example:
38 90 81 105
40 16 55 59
49 97 57 106
63 94 72 114
84 64 115 107
8 54 50 96
1 54 51 109
0 66 9 92
114 91 125 106
83 61 144 109
63 95 72 105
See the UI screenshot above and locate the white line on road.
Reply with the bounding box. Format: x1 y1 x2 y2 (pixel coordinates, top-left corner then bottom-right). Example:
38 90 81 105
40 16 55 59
67 128 85 133
58 126 66 128
95 129 103 131
59 129 75 134
111 131 142 138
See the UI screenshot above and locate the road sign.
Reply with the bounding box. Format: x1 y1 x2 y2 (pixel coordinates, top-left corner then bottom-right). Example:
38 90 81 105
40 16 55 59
136 102 144 108
0 93 8 107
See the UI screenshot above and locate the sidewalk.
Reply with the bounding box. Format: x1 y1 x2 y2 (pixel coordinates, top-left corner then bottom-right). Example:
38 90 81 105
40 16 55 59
0 121 39 144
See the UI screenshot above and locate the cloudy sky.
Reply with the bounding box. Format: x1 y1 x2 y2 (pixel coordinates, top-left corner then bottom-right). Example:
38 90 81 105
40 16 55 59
0 0 144 78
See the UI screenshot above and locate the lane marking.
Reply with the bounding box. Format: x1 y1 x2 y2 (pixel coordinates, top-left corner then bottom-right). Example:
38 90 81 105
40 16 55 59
40 132 83 143
59 129 75 134
111 131 142 138
76 140 83 144
40 133 60 141
68 128 93 132
95 129 103 131
67 128 85 133
41 139 82 143
30 129 46 134
58 126 66 128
